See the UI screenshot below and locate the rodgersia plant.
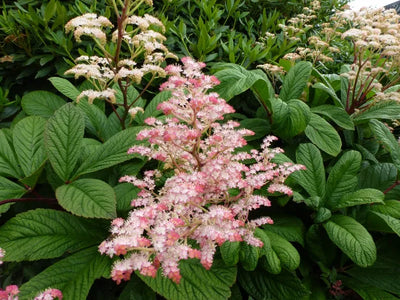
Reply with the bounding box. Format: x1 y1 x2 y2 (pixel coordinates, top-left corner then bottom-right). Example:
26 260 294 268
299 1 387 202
64 0 176 128
99 57 304 284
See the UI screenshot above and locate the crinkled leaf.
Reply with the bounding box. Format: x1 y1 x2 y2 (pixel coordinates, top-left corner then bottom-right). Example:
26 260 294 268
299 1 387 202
312 82 342 107
325 151 362 208
44 103 85 182
263 216 305 246
0 209 106 262
358 163 397 191
0 176 26 200
141 91 171 122
0 130 23 178
220 241 240 266
21 91 66 118
49 77 80 101
238 269 309 300
305 113 342 156
56 179 116 219
13 116 47 177
369 211 400 238
139 259 237 300
343 277 399 300
74 126 145 178
271 99 311 138
239 118 271 141
293 143 325 198
311 105 354 130
119 273 156 300
19 247 111 300
262 230 300 271
332 189 384 210
369 119 400 169
323 215 376 267
114 183 140 212
370 200 400 219
77 99 108 141
239 242 259 271
280 61 312 102
354 100 400 124
314 208 332 223
254 229 281 274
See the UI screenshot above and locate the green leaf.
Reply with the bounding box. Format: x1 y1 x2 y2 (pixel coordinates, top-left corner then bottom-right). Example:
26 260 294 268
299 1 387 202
332 189 384 210
353 100 400 124
254 229 281 274
56 179 116 219
358 163 397 191
21 91 66 118
0 130 23 178
314 208 332 223
343 277 399 300
262 230 300 271
239 242 259 271
73 126 145 177
220 241 240 266
370 200 400 219
280 61 312 102
325 151 362 208
13 116 47 177
0 209 106 262
49 77 80 101
239 118 271 141
305 113 342 156
271 99 311 138
119 273 156 300
323 215 376 267
77 99 108 140
311 105 354 130
369 119 400 169
312 82 342 107
305 224 337 266
212 64 272 102
141 91 171 121
263 216 305 246
19 247 111 300
114 183 140 212
139 259 237 300
0 176 26 200
369 211 400 238
238 269 309 300
293 143 325 198
44 103 85 182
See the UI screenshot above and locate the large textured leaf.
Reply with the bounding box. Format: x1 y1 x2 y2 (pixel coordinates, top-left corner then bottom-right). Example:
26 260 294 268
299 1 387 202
262 230 300 271
44 103 85 182
0 209 106 262
312 82 342 107
0 176 26 200
293 143 325 198
325 151 362 208
271 99 311 138
77 99 108 140
239 242 259 271
343 277 399 300
139 259 237 300
238 269 309 300
305 113 342 156
13 116 47 177
358 163 397 191
49 77 80 101
369 211 400 238
254 228 281 274
323 215 376 267
305 224 337 266
280 61 312 101
19 247 111 300
141 91 171 122
311 105 354 130
239 118 271 141
212 64 270 101
332 189 384 210
220 241 240 266
114 183 140 212
0 130 23 178
73 126 145 178
370 200 400 219
21 91 66 118
265 216 305 246
119 273 156 300
370 119 400 169
353 100 400 124
56 179 116 219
